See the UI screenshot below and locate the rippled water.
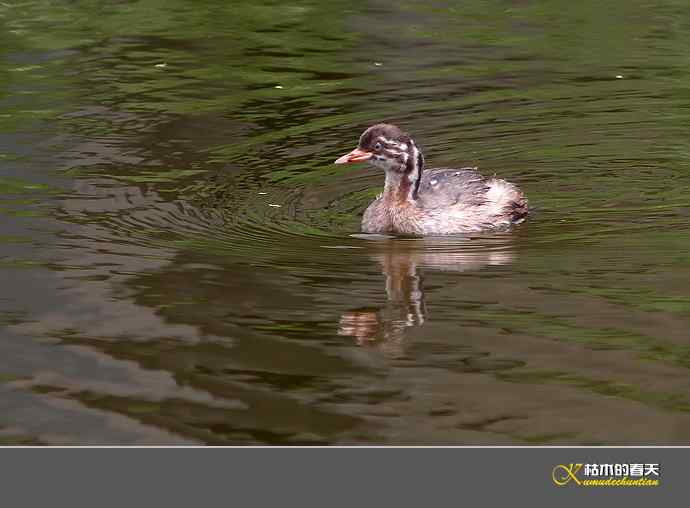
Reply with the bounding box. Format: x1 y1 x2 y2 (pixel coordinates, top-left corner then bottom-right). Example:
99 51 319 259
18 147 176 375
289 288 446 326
2 0 690 444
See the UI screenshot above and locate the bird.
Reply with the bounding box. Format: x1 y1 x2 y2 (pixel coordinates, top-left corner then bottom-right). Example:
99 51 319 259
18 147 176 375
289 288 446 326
334 123 528 235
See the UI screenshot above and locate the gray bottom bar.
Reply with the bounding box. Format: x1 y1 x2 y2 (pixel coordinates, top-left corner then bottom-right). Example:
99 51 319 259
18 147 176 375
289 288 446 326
0 448 682 506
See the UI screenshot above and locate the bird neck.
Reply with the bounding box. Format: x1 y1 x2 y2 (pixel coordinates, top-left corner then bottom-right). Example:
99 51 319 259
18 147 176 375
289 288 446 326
382 142 424 204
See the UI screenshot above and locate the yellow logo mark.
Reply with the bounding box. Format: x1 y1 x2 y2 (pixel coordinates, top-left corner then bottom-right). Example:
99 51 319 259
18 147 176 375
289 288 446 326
552 463 583 486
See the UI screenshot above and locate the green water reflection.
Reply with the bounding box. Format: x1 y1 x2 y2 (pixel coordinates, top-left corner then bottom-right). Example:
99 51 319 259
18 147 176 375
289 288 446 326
1 0 690 444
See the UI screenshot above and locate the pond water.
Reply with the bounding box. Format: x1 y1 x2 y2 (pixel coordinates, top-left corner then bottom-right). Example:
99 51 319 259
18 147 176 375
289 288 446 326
2 0 690 445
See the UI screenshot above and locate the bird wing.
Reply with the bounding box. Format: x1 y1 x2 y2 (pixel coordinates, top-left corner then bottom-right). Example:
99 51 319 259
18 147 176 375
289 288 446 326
417 167 489 209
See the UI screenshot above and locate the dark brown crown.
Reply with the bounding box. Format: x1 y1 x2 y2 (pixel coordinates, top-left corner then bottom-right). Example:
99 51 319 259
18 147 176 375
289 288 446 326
358 123 411 150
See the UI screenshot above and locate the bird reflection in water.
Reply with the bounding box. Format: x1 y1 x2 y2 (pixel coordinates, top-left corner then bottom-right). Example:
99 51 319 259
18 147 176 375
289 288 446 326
337 235 515 350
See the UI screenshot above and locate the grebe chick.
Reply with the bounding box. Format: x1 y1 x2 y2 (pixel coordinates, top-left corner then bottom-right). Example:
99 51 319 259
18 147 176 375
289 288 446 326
334 123 528 235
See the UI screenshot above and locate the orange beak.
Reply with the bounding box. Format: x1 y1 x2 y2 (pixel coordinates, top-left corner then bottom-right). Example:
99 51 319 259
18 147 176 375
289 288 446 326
334 147 373 164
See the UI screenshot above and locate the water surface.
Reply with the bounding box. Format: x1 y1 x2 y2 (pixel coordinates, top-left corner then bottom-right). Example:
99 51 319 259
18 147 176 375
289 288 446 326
2 0 690 444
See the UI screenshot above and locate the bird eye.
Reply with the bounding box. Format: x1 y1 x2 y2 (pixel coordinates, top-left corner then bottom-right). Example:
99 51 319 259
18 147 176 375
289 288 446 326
374 142 382 151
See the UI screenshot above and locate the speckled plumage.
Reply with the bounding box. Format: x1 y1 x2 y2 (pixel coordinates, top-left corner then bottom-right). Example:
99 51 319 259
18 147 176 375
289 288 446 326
336 124 528 236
